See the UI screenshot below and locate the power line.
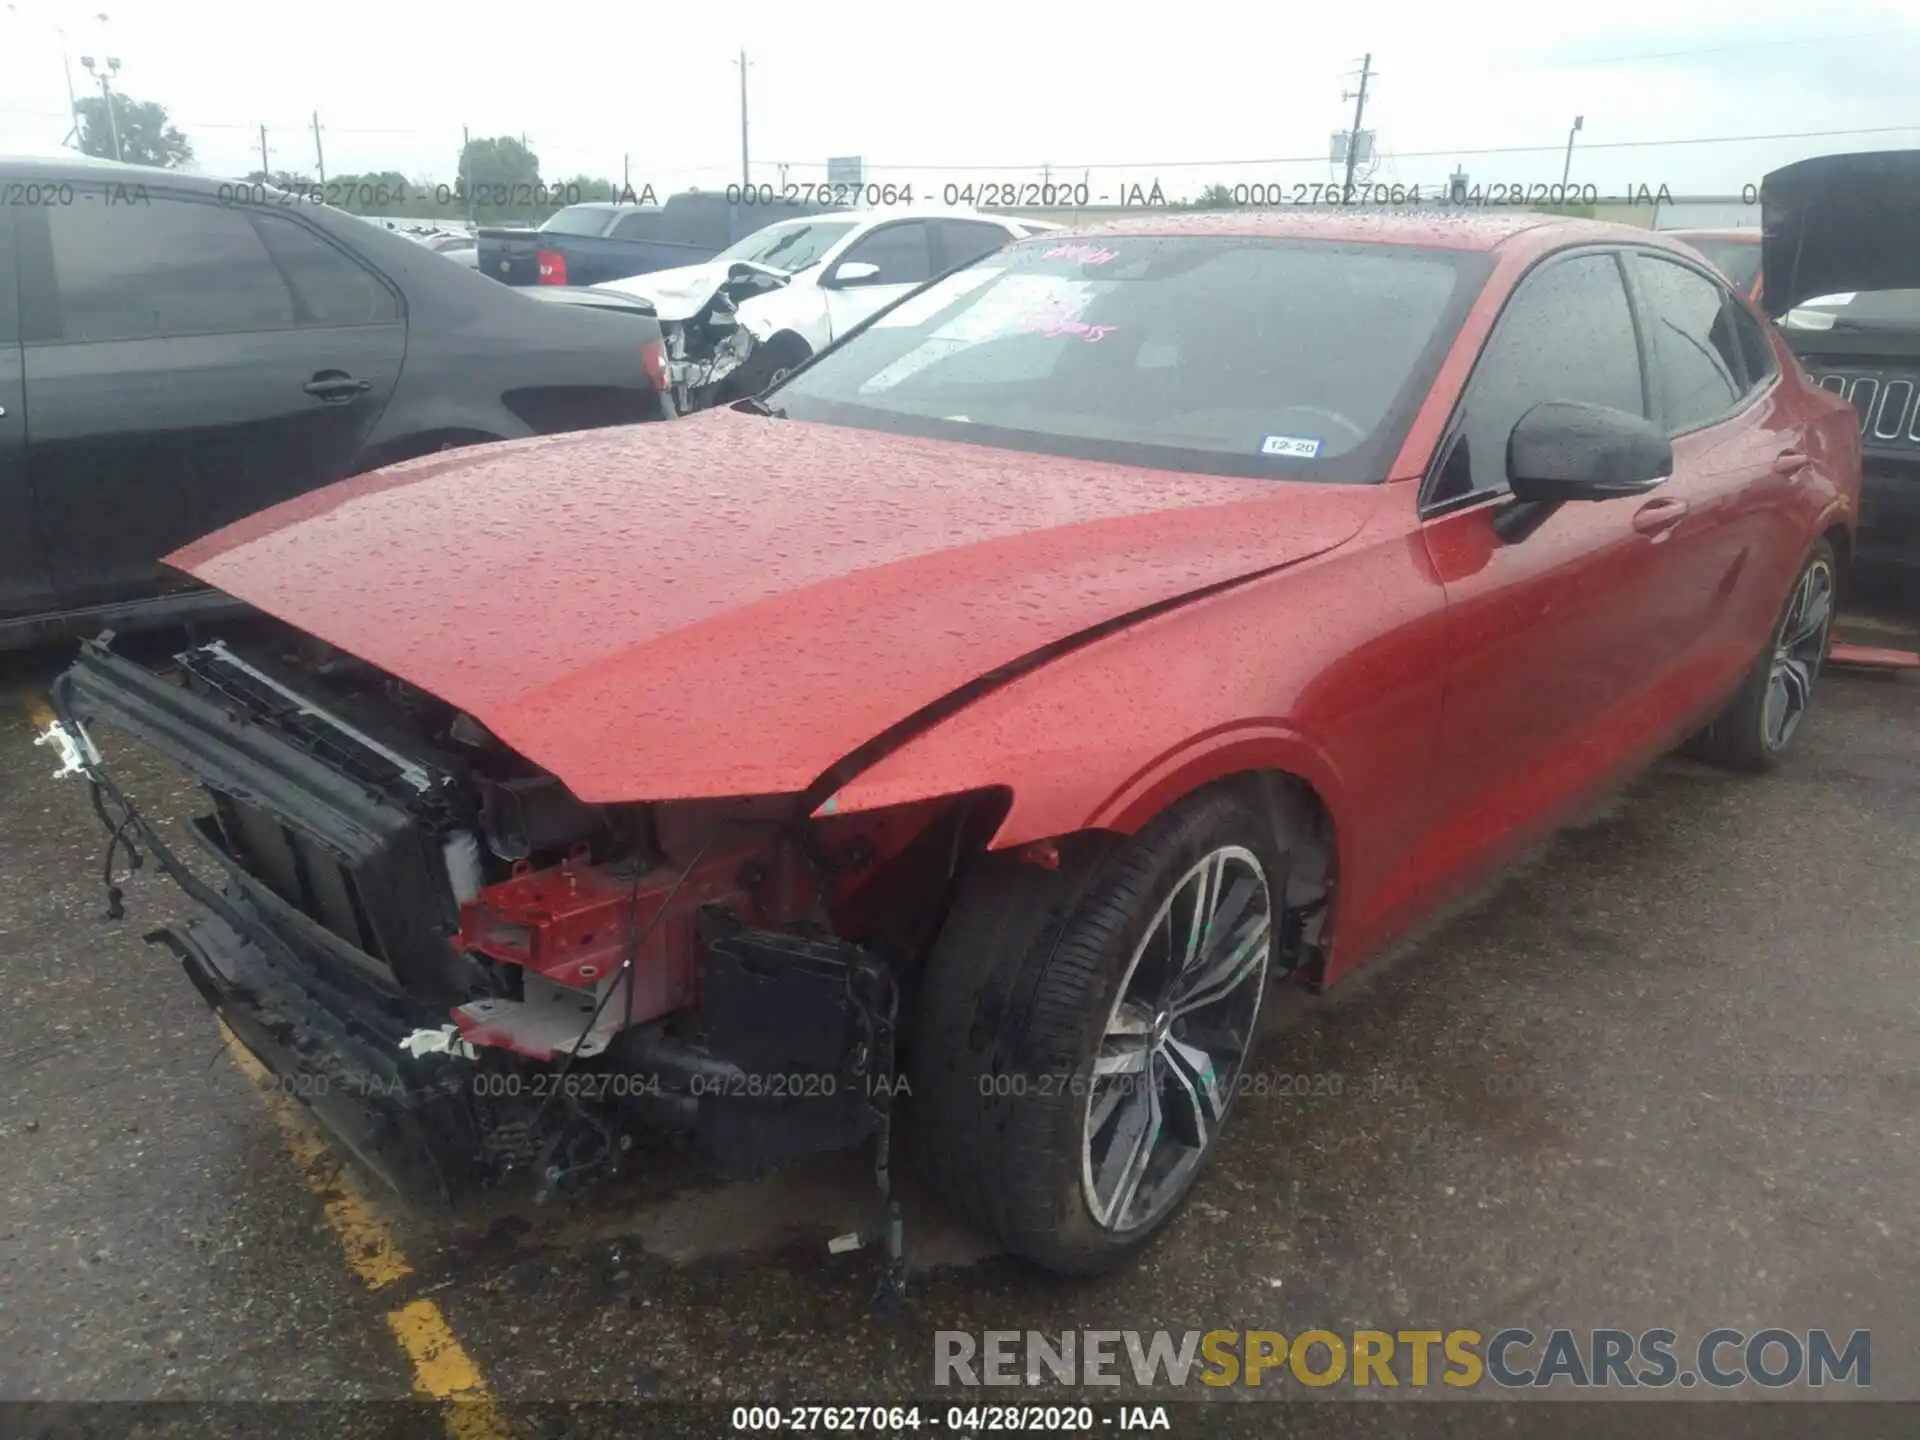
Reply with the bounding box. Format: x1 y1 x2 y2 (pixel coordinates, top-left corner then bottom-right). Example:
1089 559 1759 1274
759 120 1920 172
6 103 1919 175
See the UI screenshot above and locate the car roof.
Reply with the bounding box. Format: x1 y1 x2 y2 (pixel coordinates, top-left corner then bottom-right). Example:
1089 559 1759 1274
756 207 1021 227
0 152 228 191
1664 228 1761 244
1039 208 1650 253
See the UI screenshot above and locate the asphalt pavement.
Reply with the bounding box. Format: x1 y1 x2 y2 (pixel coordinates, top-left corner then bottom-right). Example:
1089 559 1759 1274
1 595 1916 1439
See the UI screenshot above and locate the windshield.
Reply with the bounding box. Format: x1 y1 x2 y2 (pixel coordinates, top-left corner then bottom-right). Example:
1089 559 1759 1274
1783 289 1920 331
539 206 621 238
717 219 859 272
769 236 1484 480
1678 236 1762 294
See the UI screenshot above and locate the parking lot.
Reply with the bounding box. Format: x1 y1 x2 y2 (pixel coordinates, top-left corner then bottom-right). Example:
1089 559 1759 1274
1 591 1914 1434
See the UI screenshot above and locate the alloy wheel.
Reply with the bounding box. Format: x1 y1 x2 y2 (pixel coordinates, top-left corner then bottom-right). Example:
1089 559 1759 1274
1764 557 1834 752
1081 846 1273 1233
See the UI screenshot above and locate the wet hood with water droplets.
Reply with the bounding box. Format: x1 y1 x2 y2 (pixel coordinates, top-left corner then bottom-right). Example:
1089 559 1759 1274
168 411 1367 801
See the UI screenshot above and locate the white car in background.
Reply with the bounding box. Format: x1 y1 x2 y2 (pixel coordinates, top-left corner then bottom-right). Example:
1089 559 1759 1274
584 208 1051 407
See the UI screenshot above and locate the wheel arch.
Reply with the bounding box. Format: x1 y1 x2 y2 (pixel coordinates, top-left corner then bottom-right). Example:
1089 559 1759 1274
1083 749 1342 976
1821 518 1852 588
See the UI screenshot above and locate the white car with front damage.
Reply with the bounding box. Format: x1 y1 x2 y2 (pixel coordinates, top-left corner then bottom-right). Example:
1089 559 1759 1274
585 209 1047 410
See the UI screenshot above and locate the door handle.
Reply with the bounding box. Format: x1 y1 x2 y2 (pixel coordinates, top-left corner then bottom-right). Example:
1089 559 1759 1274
303 374 373 402
1772 449 1811 476
1631 496 1690 535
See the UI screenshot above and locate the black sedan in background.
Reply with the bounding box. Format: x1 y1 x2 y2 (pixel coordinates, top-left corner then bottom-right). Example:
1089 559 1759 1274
0 156 671 649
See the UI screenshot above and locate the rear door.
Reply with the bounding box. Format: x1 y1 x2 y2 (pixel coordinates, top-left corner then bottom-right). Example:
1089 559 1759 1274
820 220 937 341
1623 250 1806 688
1413 248 1696 897
0 200 53 621
19 190 404 609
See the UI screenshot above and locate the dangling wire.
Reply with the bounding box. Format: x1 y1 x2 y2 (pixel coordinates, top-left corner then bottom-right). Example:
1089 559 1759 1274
88 778 145 920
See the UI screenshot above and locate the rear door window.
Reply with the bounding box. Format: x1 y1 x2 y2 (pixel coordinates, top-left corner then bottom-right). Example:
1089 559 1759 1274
1725 297 1778 392
251 213 399 326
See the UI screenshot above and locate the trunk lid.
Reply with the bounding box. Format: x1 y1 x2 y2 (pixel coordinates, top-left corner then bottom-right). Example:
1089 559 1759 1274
1761 150 1920 315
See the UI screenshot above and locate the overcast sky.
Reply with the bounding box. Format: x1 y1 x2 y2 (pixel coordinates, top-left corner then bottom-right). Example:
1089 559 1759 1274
3 0 1918 201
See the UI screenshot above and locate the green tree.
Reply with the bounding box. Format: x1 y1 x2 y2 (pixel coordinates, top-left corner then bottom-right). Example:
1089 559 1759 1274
458 135 542 221
326 170 416 216
77 93 193 167
1190 183 1237 210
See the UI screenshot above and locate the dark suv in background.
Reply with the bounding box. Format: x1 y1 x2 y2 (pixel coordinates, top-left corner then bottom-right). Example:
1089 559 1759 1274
1762 150 1920 577
0 156 672 649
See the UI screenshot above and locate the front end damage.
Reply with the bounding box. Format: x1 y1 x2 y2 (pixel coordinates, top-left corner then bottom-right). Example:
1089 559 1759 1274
50 625 1000 1212
653 262 791 413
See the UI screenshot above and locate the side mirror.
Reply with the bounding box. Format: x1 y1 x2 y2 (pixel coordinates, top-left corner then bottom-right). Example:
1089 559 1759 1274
827 259 882 288
1506 400 1672 501
1494 401 1672 543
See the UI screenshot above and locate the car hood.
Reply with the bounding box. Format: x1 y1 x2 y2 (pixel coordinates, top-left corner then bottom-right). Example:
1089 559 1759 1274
594 259 791 322
1760 150 1920 315
168 413 1367 803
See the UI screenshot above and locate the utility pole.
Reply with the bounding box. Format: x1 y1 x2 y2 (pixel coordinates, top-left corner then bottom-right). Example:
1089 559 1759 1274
462 123 474 226
312 111 326 183
1340 52 1374 202
58 26 80 147
80 54 122 161
736 49 750 188
1561 115 1584 187
257 123 269 178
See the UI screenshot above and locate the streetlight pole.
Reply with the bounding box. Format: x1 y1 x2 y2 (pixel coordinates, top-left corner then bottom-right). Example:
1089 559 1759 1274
735 49 751 189
81 53 122 161
1561 115 1584 188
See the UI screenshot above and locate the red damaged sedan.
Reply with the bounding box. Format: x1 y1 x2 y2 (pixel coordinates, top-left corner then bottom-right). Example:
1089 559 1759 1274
47 211 1859 1276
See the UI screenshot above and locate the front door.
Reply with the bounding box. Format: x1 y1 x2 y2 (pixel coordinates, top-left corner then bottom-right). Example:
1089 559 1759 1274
821 220 937 342
1409 248 1701 909
17 190 404 609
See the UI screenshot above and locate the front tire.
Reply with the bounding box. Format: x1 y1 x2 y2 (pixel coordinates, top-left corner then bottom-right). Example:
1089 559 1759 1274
909 786 1292 1274
1687 537 1836 771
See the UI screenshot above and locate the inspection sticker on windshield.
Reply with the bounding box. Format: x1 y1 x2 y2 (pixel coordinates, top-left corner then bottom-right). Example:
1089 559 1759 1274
1260 434 1322 458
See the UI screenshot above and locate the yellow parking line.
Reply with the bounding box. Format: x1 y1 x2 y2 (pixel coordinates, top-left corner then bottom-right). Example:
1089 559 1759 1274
389 1299 510 1436
40 687 503 1431
218 1022 507 1438
221 1023 413 1290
